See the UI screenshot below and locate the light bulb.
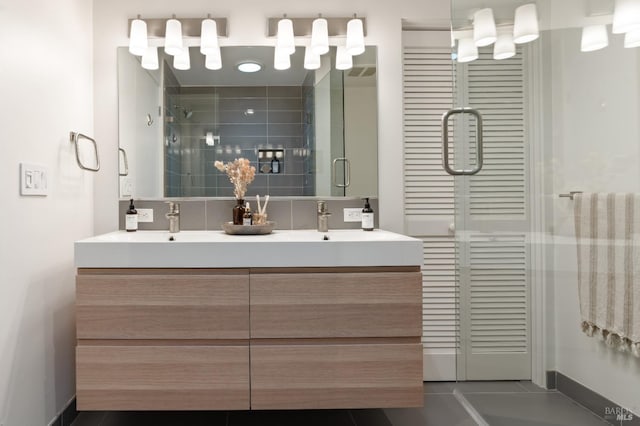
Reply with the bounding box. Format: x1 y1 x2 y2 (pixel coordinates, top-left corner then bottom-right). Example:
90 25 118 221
346 18 365 56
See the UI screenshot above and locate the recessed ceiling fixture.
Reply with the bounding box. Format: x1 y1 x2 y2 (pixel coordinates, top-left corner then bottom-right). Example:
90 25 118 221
129 15 148 56
237 61 262 73
473 8 497 47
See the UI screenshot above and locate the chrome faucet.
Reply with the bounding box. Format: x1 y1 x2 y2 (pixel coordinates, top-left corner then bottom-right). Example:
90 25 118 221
166 202 180 233
317 201 331 233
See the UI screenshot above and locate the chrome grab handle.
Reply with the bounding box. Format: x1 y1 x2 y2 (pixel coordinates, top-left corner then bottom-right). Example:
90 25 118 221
332 157 351 188
70 131 100 172
118 148 129 176
441 107 484 176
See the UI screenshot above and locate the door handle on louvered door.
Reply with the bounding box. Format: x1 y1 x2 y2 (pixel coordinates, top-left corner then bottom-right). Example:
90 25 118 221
441 107 484 176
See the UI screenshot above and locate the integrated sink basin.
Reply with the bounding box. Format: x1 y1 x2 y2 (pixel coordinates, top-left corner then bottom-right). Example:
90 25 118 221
75 229 423 268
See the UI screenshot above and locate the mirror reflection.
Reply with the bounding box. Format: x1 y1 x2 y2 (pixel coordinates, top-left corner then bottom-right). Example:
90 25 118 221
117 46 378 198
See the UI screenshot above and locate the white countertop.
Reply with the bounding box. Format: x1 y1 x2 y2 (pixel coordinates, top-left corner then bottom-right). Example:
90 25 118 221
75 229 423 268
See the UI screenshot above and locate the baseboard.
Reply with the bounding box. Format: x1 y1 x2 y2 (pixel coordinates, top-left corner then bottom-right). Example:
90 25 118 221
48 396 78 426
547 371 639 425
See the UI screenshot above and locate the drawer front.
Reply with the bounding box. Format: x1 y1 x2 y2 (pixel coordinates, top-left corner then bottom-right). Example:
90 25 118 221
77 272 249 339
251 342 423 409
250 271 422 338
76 345 250 410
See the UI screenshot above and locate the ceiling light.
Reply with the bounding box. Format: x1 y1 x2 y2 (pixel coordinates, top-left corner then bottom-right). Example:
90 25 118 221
237 61 262 73
129 16 148 56
613 0 640 34
304 45 321 70
581 25 608 52
173 47 190 70
624 28 640 47
336 45 353 70
457 38 478 63
493 33 515 60
274 47 291 70
473 8 497 47
346 17 365 56
141 46 159 70
200 18 219 56
311 17 329 55
513 3 539 44
165 18 184 56
205 50 222 70
277 18 296 55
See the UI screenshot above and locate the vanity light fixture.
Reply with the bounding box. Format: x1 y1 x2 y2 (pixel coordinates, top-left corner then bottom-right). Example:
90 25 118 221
277 16 296 55
493 33 516 60
346 15 365 56
165 17 184 56
624 28 640 47
304 45 321 70
205 50 222 70
141 46 159 70
311 16 330 55
473 8 497 47
237 61 262 73
581 25 609 52
173 47 190 70
200 17 220 56
457 38 479 63
336 45 353 70
513 3 539 44
274 47 291 70
129 15 148 56
613 0 640 34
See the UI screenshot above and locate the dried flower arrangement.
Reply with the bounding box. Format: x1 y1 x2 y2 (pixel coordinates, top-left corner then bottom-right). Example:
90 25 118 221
214 158 256 199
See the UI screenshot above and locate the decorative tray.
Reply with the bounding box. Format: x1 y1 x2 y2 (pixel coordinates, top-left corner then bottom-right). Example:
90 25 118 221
222 221 276 235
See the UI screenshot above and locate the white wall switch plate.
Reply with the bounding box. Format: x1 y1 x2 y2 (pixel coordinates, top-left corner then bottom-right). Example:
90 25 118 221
343 208 362 222
20 163 49 196
137 208 154 223
120 177 133 197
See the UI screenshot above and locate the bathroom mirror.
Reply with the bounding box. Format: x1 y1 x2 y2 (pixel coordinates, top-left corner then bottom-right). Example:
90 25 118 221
117 46 378 198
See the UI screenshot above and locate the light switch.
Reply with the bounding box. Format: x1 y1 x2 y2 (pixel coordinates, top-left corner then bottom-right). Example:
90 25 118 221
20 163 49 196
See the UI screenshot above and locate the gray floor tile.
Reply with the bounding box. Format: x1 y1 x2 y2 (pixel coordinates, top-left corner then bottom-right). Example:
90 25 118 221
463 392 610 426
228 409 355 426
423 381 529 394
517 381 550 393
383 394 476 426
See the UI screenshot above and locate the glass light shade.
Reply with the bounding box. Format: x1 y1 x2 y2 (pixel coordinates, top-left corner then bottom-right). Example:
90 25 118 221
274 47 291 70
303 45 321 70
200 19 219 56
206 132 214 146
277 18 296 55
457 38 478 63
129 18 148 56
513 3 539 44
237 61 262 72
346 18 365 56
473 8 497 47
581 25 608 52
336 45 353 70
624 29 640 47
493 33 516 60
164 19 183 56
141 46 159 70
205 49 222 70
613 0 640 34
173 47 190 70
311 18 329 55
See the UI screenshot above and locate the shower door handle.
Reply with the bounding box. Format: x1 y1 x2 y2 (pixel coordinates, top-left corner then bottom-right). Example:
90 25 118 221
441 107 484 176
118 148 129 177
332 157 351 188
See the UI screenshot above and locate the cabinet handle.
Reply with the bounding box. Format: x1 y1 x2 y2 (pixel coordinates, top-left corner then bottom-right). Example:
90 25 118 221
118 148 129 176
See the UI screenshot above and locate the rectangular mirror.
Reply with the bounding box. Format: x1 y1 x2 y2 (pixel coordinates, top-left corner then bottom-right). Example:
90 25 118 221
117 46 378 198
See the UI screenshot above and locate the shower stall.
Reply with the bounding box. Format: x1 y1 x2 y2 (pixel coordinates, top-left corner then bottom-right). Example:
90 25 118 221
405 0 640 421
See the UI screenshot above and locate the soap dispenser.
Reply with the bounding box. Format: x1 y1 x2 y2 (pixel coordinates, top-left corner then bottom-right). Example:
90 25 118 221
361 198 374 231
126 199 138 232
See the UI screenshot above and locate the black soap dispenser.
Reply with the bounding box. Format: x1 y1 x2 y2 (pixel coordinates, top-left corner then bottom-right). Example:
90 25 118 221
126 199 138 232
362 198 374 231
270 154 280 174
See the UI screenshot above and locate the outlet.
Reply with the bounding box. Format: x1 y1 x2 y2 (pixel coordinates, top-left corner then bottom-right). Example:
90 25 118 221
20 162 49 196
137 208 154 223
343 208 362 222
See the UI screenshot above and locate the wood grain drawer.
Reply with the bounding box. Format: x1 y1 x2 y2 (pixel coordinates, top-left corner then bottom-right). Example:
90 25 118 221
250 271 422 338
250 342 423 409
76 344 250 410
76 270 249 339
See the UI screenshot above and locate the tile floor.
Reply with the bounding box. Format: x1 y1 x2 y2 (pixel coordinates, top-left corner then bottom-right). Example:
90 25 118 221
71 381 611 426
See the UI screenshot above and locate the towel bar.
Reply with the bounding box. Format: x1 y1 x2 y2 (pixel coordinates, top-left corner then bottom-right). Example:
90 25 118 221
70 132 100 172
559 191 582 200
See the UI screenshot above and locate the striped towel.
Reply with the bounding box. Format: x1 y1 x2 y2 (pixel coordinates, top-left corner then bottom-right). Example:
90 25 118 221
574 193 640 357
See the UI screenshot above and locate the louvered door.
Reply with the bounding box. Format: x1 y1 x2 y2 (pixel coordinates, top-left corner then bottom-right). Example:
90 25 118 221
402 31 531 381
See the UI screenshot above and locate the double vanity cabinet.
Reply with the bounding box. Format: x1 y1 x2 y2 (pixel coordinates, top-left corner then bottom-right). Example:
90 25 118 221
74 230 424 411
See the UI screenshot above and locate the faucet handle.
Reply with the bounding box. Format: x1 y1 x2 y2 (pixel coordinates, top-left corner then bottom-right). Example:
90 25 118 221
317 200 328 214
166 201 180 213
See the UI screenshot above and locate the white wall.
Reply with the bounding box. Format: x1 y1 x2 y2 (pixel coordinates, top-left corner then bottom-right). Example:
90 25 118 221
549 28 640 414
92 0 450 234
0 0 94 425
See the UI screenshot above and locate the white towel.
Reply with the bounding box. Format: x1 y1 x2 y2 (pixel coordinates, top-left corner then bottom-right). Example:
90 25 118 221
574 193 640 357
